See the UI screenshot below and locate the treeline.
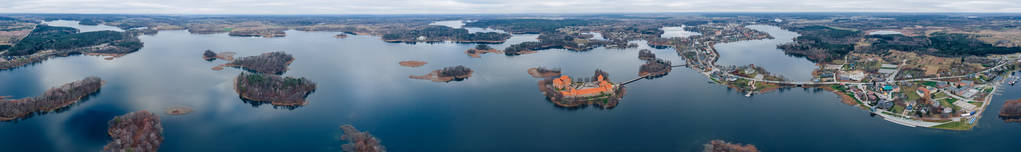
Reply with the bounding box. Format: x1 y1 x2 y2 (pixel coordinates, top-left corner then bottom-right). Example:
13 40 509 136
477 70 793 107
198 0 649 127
465 19 594 34
438 65 473 78
0 77 103 121
235 72 316 106
340 125 385 152
381 26 510 43
229 52 294 75
5 25 142 56
778 25 861 62
504 32 628 55
104 110 163 152
852 32 1021 57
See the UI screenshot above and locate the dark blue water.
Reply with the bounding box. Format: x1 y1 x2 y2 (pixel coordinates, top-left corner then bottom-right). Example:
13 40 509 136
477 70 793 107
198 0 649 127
3 23 1021 152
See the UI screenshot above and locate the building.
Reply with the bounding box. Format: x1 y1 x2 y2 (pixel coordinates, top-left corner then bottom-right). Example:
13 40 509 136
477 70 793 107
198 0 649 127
552 75 615 98
916 87 931 98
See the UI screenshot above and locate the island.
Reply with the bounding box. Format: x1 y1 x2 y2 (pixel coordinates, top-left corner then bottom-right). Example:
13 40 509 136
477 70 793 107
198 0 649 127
340 125 385 152
703 140 758 152
1 25 143 70
0 77 104 121
527 67 561 78
202 50 236 61
999 99 1021 122
219 51 294 74
334 33 348 39
409 65 473 82
235 72 317 107
465 44 502 58
104 110 163 152
398 60 427 67
165 106 194 115
639 58 672 78
538 70 626 109
638 49 656 61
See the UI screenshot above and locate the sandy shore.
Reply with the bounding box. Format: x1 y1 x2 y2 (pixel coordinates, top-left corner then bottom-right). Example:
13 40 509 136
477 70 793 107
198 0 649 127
399 60 427 67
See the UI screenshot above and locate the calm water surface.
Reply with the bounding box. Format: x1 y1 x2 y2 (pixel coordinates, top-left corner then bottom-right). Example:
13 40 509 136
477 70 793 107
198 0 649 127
714 25 817 81
2 23 1021 152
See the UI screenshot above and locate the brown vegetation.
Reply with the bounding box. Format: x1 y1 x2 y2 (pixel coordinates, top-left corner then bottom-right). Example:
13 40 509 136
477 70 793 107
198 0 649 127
999 99 1021 122
398 60 427 67
527 67 561 78
639 59 671 77
0 77 103 121
235 72 317 106
340 125 385 152
165 106 194 115
703 140 758 152
103 110 163 152
638 49 656 61
224 52 294 74
465 45 503 58
410 65 473 82
202 50 236 61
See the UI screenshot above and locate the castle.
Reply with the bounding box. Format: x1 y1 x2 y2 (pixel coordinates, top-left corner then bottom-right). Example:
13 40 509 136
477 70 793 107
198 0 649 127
552 75 615 97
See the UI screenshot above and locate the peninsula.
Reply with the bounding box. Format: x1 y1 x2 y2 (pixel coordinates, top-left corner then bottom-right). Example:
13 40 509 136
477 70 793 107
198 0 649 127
0 77 104 121
1 25 143 70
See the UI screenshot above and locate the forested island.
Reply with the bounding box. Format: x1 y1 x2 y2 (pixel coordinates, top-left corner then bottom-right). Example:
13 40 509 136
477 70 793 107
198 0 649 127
1 25 142 70
235 72 317 107
221 52 294 74
0 77 103 121
465 44 502 58
340 125 386 152
202 50 236 61
410 65 474 82
999 99 1021 122
103 110 163 152
639 58 672 78
382 26 510 43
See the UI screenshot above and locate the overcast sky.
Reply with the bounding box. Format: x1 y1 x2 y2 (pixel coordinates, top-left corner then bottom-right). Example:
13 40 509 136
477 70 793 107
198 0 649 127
1 0 1019 14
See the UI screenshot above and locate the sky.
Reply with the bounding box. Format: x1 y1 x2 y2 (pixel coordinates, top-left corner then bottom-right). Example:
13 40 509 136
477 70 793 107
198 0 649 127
1 0 1020 14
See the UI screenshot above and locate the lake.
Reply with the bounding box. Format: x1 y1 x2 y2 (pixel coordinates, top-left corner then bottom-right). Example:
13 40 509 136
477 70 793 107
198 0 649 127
2 22 1021 152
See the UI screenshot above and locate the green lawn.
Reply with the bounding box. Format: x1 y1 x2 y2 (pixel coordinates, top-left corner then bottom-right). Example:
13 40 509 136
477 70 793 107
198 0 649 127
941 98 960 111
931 121 973 131
892 105 906 114
901 86 920 101
921 81 940 88
932 92 948 99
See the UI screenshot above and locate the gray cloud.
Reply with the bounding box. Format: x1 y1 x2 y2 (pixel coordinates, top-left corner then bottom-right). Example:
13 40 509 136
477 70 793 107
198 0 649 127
0 0 1019 14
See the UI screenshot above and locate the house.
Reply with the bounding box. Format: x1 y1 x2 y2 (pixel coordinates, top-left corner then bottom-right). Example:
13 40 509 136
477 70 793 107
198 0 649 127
841 71 866 81
916 87 931 97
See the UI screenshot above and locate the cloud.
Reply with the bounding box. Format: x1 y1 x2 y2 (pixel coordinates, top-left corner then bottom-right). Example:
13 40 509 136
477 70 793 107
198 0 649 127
0 0 1018 14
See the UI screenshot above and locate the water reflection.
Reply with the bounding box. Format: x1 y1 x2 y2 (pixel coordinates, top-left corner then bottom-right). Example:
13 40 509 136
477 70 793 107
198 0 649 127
41 20 124 32
714 25 817 81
